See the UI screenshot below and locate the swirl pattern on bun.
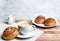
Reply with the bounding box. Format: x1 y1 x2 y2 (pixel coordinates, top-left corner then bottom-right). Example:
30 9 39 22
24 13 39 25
2 27 19 40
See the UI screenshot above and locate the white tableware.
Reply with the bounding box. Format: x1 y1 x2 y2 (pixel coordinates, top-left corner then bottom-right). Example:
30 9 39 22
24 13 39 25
17 29 44 38
17 29 35 38
19 24 35 35
17 21 36 35
7 15 15 24
32 16 59 28
20 25 35 35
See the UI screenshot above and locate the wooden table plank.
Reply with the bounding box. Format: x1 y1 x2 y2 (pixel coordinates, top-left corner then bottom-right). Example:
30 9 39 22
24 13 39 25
36 25 60 41
15 20 60 41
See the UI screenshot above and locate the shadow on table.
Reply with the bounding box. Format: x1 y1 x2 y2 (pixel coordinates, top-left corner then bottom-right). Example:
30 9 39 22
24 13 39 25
15 37 33 40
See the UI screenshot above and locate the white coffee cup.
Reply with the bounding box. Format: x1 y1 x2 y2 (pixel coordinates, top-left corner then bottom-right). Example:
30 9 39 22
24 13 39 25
19 25 35 35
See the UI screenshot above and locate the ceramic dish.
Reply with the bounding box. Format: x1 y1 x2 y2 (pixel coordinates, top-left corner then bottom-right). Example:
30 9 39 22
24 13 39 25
17 29 44 38
32 16 58 28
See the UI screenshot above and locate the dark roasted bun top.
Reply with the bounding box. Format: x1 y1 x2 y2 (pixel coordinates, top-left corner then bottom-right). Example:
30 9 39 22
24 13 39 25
44 18 56 26
35 16 46 24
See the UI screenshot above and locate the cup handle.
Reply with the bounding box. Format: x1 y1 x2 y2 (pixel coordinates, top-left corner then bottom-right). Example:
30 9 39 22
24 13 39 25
32 25 36 28
31 25 36 31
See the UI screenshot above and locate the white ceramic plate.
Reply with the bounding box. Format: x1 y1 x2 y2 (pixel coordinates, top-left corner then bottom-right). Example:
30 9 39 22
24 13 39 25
17 29 43 38
17 29 36 38
32 16 59 28
17 33 34 38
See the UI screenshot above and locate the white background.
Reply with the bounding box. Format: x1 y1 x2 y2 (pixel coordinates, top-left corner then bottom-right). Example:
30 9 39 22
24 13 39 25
0 0 60 20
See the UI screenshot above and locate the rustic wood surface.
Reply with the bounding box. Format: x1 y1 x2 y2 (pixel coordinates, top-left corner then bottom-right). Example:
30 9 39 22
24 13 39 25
15 20 60 41
36 22 60 41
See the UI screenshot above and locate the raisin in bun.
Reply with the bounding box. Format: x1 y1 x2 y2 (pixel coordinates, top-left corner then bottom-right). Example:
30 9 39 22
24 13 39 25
2 26 19 40
35 16 46 24
44 18 56 26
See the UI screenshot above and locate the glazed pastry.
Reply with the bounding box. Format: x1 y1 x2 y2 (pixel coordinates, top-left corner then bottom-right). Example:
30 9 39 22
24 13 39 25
35 16 46 24
2 27 19 40
44 18 56 26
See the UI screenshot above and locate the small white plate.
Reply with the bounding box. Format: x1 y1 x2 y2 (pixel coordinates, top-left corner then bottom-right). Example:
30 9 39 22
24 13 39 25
17 29 43 38
17 33 34 38
17 29 36 38
32 16 59 28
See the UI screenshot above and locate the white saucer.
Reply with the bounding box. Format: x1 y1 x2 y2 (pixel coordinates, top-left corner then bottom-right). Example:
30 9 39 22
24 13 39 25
17 29 44 38
17 33 34 38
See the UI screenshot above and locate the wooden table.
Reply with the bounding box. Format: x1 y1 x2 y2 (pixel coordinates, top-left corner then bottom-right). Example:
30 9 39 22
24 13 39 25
36 22 60 41
15 20 60 41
